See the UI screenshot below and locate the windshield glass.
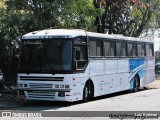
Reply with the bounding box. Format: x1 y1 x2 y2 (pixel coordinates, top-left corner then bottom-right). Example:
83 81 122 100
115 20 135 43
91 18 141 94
19 39 72 73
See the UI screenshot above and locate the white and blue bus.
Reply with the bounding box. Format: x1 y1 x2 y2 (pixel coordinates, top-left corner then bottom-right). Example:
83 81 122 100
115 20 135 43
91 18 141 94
17 29 155 102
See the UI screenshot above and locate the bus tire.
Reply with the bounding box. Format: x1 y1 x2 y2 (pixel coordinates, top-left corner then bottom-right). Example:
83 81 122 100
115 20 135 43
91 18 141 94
133 75 140 92
83 80 94 102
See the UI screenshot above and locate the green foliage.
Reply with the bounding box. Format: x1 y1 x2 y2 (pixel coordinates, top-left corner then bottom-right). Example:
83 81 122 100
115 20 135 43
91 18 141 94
0 0 159 84
0 0 101 67
0 0 159 56
94 0 160 37
0 0 102 41
55 0 102 31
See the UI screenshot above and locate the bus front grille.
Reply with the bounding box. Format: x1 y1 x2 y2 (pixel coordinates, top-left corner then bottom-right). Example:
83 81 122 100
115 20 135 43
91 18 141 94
29 83 53 89
27 91 55 99
20 76 64 81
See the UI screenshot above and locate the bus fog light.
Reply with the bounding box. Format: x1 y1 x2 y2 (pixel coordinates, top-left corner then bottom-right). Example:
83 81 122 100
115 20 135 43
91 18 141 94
19 91 25 95
65 85 69 89
60 85 64 88
58 92 65 97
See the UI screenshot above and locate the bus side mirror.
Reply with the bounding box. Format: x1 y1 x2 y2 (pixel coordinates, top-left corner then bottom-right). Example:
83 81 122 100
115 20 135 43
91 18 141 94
76 50 80 60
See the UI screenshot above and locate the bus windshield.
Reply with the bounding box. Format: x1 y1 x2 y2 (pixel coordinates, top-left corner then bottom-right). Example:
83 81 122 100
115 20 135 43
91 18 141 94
19 39 72 73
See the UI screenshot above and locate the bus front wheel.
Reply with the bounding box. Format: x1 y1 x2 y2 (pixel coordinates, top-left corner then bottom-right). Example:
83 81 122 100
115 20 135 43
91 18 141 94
83 81 94 102
83 85 89 102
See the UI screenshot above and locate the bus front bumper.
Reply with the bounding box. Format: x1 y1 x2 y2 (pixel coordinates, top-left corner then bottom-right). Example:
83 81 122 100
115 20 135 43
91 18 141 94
17 89 73 102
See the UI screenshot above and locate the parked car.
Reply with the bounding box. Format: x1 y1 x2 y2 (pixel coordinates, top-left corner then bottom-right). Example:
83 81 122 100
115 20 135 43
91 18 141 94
155 63 160 73
155 63 160 80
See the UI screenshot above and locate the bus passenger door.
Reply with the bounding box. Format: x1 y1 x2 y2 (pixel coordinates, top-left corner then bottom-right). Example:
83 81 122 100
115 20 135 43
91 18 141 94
73 37 88 71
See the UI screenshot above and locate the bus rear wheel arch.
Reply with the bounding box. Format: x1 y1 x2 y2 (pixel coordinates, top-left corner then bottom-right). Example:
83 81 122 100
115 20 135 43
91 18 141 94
83 80 94 102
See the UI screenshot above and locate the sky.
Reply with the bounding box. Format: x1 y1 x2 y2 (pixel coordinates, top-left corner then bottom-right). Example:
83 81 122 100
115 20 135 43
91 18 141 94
154 30 160 51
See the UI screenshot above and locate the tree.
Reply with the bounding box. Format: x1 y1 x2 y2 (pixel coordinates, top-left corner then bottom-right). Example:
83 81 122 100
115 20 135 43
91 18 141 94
56 0 101 31
93 0 160 37
0 0 101 84
3 0 100 33
0 0 160 85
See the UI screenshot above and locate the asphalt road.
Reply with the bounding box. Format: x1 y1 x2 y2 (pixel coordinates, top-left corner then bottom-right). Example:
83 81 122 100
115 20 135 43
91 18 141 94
1 80 160 120
8 87 160 111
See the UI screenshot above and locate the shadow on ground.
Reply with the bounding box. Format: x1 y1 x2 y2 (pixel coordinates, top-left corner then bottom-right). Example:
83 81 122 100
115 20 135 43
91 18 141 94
0 78 159 111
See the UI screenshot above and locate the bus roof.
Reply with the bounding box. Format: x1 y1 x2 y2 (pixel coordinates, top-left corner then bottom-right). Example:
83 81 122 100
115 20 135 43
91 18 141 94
86 32 153 43
22 29 86 39
22 29 153 43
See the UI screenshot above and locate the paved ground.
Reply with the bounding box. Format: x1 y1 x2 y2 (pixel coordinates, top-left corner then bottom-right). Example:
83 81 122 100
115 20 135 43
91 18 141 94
1 79 160 120
1 82 160 120
1 78 160 110
0 80 159 108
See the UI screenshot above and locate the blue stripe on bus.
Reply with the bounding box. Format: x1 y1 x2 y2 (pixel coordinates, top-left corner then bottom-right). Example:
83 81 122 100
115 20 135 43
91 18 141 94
129 59 145 89
129 59 144 71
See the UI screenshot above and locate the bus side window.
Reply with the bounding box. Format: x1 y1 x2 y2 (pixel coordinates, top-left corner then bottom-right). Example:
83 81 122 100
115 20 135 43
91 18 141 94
128 43 137 57
104 41 116 57
89 40 103 57
74 37 88 70
74 46 87 61
146 44 154 57
117 42 127 57
137 44 145 57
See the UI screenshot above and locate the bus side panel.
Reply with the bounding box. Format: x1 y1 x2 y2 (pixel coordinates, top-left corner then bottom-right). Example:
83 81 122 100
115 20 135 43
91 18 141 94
89 59 130 97
117 59 130 91
89 59 106 97
108 59 130 94
70 67 90 101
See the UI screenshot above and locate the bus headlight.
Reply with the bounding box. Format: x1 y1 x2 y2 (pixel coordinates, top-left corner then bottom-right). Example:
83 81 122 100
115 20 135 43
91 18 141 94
18 84 28 88
54 85 69 89
55 85 59 88
19 84 23 88
24 84 28 87
60 85 64 88
65 85 69 89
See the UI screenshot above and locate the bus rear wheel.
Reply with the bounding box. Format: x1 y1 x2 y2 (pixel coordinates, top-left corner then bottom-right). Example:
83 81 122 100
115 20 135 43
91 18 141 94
133 75 140 92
